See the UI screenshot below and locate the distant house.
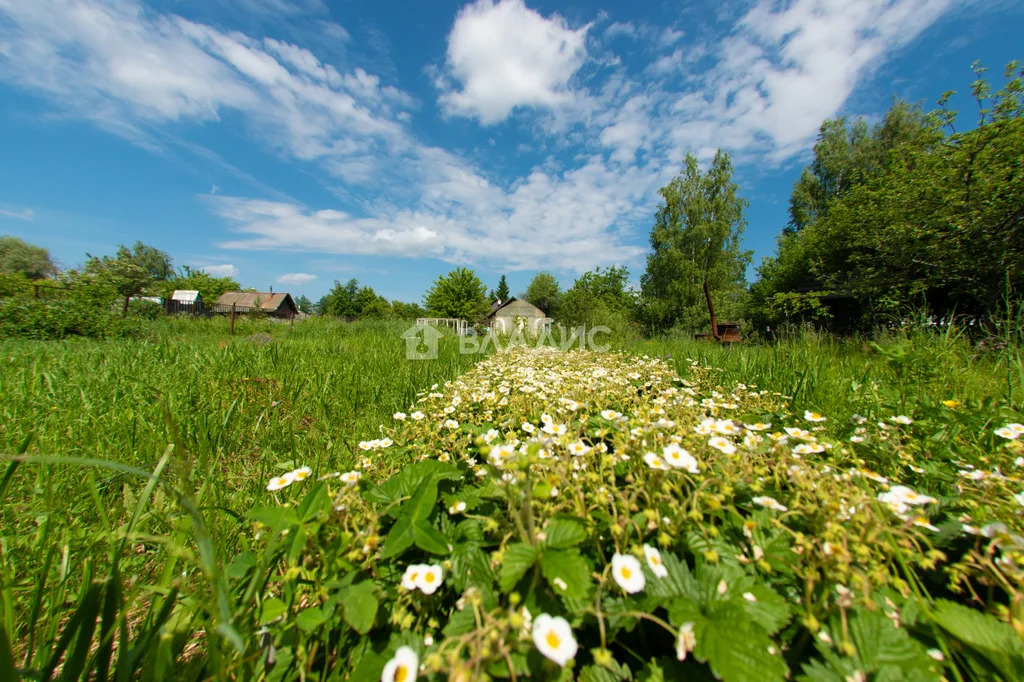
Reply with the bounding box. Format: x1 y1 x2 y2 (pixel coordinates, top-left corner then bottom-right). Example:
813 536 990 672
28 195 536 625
171 290 201 305
213 291 298 318
487 298 552 334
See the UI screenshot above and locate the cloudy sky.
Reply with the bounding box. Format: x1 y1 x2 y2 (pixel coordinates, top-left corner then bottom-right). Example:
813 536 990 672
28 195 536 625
0 0 1020 302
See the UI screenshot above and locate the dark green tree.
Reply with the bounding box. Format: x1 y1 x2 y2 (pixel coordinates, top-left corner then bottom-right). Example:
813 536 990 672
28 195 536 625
641 150 751 336
424 268 489 320
559 266 636 329
294 294 313 314
491 275 510 302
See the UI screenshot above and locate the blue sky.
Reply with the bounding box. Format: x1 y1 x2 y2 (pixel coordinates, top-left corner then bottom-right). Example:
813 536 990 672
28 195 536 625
0 0 1021 304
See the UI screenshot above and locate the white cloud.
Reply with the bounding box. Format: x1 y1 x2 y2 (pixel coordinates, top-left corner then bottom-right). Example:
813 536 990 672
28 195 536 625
199 263 239 278
276 272 317 285
0 0 963 278
437 0 590 124
0 207 34 220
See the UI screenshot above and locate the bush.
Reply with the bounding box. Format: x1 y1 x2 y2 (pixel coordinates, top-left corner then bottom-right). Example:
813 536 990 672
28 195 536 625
0 298 142 339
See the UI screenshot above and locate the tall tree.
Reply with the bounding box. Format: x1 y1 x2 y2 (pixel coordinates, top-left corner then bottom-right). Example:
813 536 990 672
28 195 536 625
0 235 56 279
641 151 751 336
523 271 561 315
294 294 313 314
424 267 489 320
559 266 635 329
492 275 510 302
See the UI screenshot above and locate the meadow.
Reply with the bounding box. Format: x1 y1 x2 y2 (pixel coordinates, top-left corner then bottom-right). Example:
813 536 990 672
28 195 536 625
1 317 1022 680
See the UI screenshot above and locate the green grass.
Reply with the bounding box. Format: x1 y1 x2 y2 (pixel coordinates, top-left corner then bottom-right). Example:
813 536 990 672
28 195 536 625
0 318 1020 678
0 317 480 673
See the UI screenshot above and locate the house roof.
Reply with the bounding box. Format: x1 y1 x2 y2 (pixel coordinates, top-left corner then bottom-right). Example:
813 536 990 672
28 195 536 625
214 291 297 312
488 297 549 319
171 289 201 302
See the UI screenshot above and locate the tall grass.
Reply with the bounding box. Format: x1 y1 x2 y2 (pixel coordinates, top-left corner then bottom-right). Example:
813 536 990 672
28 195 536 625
0 318 479 676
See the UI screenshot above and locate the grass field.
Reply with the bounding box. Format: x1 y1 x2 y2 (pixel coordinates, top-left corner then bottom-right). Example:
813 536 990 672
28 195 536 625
1 318 1022 680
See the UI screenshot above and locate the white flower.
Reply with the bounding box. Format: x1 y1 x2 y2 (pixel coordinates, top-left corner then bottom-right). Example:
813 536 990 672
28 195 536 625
358 440 374 451
289 466 312 482
713 419 741 435
532 614 578 667
542 422 567 436
996 424 1023 440
708 437 736 455
804 411 827 422
381 646 418 682
378 438 393 448
793 443 825 455
483 428 499 443
744 422 772 431
743 592 757 602
448 501 467 514
393 412 407 420
340 471 362 485
611 553 646 594
663 443 699 473
676 622 696 661
890 415 914 425
522 422 536 433
401 564 425 591
644 452 670 470
717 579 728 595
1013 491 1024 507
601 409 622 420
784 427 812 440
444 419 459 430
850 436 864 443
266 472 295 491
415 564 443 594
567 440 591 456
643 544 668 578
410 411 425 421
752 496 788 512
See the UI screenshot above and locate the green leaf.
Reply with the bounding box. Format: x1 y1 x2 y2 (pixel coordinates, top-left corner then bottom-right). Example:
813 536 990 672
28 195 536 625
543 516 588 549
499 543 538 592
381 515 415 559
260 597 287 625
931 599 1023 679
539 548 592 600
342 581 379 635
646 550 699 601
0 624 17 682
443 608 477 637
248 506 299 529
295 606 326 632
364 460 460 507
412 519 451 555
579 658 633 682
737 585 791 635
405 479 440 523
694 606 788 682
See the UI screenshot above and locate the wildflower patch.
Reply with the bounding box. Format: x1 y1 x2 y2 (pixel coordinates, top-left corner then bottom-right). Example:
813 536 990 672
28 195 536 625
253 347 1024 681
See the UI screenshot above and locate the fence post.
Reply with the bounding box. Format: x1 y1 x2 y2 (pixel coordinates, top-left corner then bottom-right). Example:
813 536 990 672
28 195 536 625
290 312 295 329
230 303 236 336
34 285 39 299
165 298 171 315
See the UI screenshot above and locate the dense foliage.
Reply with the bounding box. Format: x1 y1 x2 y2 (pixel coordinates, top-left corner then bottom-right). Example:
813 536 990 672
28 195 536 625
425 268 489 321
751 62 1024 333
